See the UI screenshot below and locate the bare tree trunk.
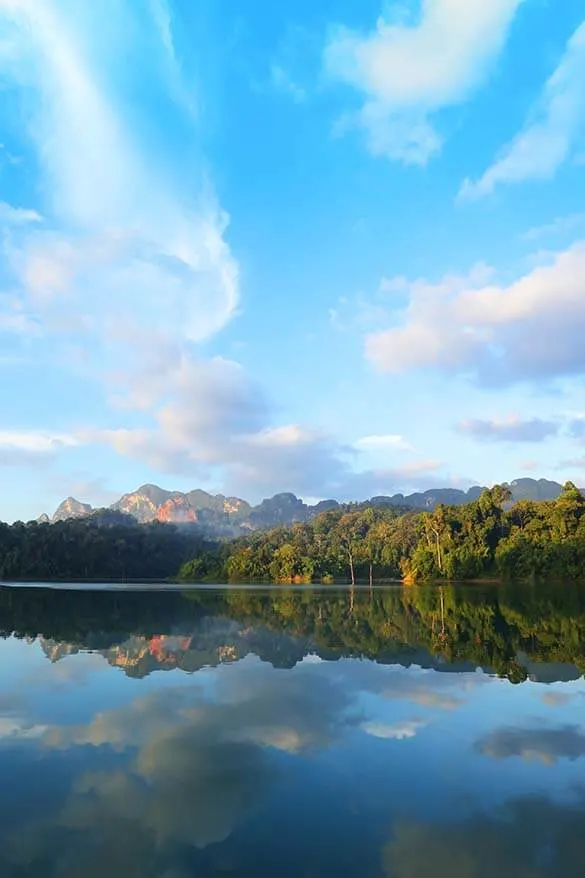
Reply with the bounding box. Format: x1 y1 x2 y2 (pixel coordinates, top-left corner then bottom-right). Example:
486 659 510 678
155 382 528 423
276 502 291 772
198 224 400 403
349 583 355 615
347 548 355 587
432 528 443 573
369 563 373 591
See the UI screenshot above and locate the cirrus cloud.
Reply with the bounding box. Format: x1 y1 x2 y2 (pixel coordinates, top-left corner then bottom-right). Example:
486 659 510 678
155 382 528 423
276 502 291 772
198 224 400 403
0 0 239 362
461 20 585 198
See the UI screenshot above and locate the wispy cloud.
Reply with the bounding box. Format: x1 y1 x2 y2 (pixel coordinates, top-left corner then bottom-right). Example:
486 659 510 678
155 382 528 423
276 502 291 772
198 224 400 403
324 0 524 164
270 64 306 103
461 20 585 198
0 0 239 354
0 202 42 225
0 143 22 166
522 213 585 241
457 416 558 443
0 430 79 453
149 0 198 119
0 428 79 471
0 0 250 487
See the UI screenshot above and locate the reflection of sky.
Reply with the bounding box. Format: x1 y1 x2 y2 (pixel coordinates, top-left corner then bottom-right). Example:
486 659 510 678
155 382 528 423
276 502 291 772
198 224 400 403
1 637 585 875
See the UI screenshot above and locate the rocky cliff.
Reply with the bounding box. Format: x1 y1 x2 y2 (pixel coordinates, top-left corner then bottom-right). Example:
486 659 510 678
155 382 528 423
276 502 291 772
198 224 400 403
109 483 251 527
46 478 576 534
52 497 94 523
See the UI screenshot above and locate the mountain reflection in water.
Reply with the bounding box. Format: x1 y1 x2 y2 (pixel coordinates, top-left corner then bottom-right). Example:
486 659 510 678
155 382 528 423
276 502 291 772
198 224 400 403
1 583 585 876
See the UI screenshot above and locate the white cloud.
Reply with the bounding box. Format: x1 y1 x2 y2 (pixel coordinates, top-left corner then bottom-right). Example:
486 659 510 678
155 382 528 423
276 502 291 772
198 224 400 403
81 353 450 498
461 20 585 198
391 459 443 478
522 213 585 242
324 0 524 163
366 242 585 385
0 201 42 225
0 430 79 453
0 0 238 350
356 434 413 452
0 0 259 491
244 424 319 448
361 719 426 739
84 355 351 496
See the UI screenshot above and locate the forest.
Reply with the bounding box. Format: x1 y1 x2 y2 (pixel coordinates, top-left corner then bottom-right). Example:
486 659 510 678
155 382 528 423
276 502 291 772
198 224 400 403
180 482 585 584
0 516 207 581
1 482 585 583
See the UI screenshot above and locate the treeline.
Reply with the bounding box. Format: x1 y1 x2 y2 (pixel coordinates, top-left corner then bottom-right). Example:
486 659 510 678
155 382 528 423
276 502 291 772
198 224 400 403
217 584 585 681
3 583 585 682
3 482 585 583
180 483 585 583
0 518 207 581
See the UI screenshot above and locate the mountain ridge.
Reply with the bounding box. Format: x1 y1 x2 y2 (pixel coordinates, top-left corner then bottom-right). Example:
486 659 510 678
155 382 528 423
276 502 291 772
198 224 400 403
42 477 576 534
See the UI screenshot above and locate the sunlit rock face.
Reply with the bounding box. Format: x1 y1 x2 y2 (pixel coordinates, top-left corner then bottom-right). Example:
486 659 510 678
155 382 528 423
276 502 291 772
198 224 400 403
51 498 93 523
36 614 314 679
111 484 169 523
100 485 252 528
39 640 81 662
156 498 199 524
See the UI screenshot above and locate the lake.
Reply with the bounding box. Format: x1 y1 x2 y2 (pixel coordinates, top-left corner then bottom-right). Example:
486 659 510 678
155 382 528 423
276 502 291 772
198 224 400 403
1 582 585 876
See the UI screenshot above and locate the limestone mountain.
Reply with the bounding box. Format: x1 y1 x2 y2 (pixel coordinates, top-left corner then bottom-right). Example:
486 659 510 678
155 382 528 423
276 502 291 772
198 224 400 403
46 477 579 534
248 492 315 528
374 478 568 510
507 478 564 501
52 497 94 523
110 484 251 527
39 618 313 678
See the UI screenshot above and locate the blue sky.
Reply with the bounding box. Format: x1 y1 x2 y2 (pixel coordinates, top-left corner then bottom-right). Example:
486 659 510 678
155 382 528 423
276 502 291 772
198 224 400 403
1 0 585 521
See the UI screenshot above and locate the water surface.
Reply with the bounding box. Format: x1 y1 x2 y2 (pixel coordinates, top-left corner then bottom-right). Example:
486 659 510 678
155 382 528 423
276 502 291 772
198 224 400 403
1 583 585 876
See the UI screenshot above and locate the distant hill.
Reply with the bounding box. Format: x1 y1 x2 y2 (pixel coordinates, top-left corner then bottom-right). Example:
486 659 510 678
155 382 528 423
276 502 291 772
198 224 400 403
51 498 93 522
38 477 580 535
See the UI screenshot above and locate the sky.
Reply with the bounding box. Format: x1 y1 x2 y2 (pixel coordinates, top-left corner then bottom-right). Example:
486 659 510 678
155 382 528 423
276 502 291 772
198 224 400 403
1 0 585 521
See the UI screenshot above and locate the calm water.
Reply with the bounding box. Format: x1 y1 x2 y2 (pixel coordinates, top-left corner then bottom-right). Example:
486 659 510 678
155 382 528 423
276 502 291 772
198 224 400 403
2 582 585 876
